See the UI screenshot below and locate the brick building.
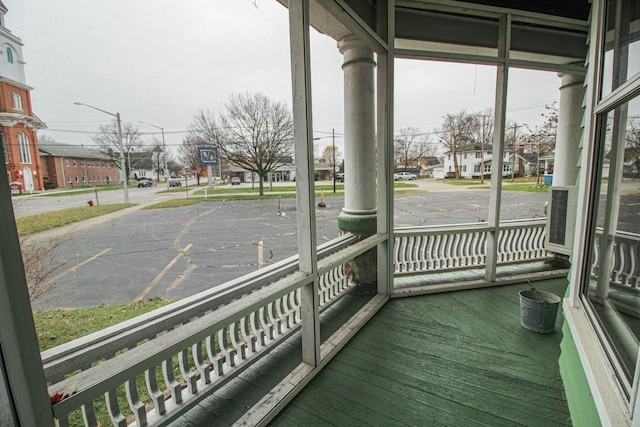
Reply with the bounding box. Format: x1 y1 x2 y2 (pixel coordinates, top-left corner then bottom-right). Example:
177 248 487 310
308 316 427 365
39 141 118 189
0 1 45 191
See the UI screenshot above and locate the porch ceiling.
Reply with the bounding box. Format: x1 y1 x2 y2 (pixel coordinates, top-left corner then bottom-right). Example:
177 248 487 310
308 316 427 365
278 0 590 70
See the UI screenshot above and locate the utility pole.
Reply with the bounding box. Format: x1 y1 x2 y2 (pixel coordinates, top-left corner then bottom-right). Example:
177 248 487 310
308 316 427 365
75 102 129 203
480 115 488 184
332 128 336 193
511 123 521 183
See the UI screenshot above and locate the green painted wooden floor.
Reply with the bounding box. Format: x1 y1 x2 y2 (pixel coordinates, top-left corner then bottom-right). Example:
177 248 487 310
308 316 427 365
271 278 571 426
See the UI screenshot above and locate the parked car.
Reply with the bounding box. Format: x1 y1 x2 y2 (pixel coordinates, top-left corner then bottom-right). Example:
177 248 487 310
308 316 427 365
335 173 344 182
231 177 241 185
137 178 153 188
393 172 417 181
168 179 181 188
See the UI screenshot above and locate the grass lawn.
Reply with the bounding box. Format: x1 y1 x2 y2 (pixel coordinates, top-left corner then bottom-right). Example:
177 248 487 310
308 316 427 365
475 183 549 192
16 203 134 236
34 297 174 426
34 296 172 352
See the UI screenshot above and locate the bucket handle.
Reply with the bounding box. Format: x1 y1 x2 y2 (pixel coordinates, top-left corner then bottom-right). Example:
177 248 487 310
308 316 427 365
527 280 550 305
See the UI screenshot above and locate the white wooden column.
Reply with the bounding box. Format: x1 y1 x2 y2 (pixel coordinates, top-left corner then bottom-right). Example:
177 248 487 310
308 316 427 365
289 0 320 367
554 70 586 187
338 35 377 234
377 0 394 296
0 160 54 425
485 15 511 282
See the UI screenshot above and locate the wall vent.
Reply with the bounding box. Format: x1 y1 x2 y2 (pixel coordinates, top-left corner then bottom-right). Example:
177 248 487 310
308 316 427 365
545 186 577 255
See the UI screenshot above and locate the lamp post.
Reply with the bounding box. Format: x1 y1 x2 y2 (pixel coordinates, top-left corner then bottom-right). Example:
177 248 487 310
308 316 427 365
74 102 129 203
140 121 168 184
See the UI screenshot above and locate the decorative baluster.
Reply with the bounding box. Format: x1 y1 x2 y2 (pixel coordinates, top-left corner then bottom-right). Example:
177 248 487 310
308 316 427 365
218 327 236 369
81 402 98 427
318 273 328 306
535 226 546 257
241 315 258 353
105 388 127 427
292 288 302 321
451 234 462 266
393 237 401 273
192 341 211 385
178 348 197 395
230 321 247 362
592 240 600 278
251 310 267 346
145 366 166 416
275 296 290 331
162 358 183 405
399 236 409 272
611 242 624 285
444 234 454 267
433 235 444 269
268 302 282 336
461 233 472 266
410 235 420 272
205 334 224 379
426 235 436 269
259 306 274 341
510 228 520 261
629 244 639 288
521 227 533 258
498 229 508 263
125 377 148 426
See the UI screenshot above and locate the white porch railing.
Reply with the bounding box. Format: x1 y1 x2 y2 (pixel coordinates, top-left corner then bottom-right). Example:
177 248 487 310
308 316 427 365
44 219 553 426
45 234 360 426
394 219 551 275
592 229 640 290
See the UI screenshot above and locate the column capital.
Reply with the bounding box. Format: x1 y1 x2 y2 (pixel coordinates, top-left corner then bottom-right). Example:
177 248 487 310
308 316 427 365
338 35 376 68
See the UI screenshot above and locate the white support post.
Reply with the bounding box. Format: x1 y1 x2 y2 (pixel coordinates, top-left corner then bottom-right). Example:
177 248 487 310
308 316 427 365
554 70 586 187
485 15 511 282
376 0 395 296
289 0 320 367
0 161 54 425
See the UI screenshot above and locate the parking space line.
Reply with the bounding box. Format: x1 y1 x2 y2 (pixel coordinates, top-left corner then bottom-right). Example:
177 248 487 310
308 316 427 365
43 248 112 286
136 243 193 302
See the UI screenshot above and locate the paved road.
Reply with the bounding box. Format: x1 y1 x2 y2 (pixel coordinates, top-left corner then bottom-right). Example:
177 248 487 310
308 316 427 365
11 181 194 218
28 185 549 311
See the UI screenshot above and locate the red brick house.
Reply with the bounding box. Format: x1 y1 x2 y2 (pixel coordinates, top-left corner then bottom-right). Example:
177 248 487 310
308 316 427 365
0 1 45 192
39 141 118 189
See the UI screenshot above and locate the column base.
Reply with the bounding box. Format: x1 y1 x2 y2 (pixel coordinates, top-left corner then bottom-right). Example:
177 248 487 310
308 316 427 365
338 211 377 234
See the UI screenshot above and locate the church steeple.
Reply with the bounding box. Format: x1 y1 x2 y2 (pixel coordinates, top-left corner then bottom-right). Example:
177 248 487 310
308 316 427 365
0 1 26 85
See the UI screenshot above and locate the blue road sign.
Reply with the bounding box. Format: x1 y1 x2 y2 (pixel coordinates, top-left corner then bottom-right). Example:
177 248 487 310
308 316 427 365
198 147 218 165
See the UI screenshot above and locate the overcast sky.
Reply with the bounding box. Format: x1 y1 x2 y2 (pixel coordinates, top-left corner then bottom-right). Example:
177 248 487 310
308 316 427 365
5 0 561 157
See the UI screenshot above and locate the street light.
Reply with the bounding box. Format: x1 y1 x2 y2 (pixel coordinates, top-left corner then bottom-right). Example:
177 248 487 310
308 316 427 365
139 121 168 184
74 102 129 203
314 128 337 193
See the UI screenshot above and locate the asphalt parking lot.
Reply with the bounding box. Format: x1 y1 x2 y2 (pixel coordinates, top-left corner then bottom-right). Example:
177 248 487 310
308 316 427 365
29 188 550 311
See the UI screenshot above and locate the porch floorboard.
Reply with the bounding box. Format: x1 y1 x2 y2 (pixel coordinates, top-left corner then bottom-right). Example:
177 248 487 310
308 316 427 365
271 278 571 426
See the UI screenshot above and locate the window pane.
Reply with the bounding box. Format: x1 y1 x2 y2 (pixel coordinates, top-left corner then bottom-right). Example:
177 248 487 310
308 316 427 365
601 0 640 98
584 94 640 392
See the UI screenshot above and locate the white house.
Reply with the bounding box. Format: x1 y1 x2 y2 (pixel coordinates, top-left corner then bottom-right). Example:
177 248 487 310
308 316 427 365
443 145 539 178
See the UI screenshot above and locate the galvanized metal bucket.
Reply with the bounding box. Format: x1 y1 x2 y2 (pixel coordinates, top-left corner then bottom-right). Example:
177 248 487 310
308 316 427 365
519 289 561 333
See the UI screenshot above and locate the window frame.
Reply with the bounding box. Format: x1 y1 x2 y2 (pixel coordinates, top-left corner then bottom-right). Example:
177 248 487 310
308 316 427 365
17 132 30 164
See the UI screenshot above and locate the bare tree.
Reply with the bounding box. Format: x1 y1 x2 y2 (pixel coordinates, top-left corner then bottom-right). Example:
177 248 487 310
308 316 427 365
437 111 476 178
394 127 433 170
322 145 340 167
20 237 67 303
524 103 558 182
178 134 208 185
188 93 294 195
626 118 640 177
93 120 146 182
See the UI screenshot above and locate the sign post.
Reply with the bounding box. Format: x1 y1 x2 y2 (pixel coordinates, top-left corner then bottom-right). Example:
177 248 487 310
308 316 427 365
198 147 219 190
